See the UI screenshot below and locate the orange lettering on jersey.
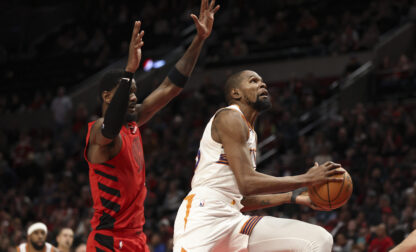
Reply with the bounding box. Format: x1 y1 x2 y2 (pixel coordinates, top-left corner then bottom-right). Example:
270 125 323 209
183 194 195 230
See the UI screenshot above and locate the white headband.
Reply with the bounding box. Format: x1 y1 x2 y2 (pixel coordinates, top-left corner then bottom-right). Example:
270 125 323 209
27 222 48 236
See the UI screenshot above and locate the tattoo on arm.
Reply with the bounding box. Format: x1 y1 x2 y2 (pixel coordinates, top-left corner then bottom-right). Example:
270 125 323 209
260 200 270 206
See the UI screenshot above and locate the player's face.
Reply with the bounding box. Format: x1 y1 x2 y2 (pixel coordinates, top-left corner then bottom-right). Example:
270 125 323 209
127 80 138 114
29 230 46 250
57 228 74 248
239 71 271 112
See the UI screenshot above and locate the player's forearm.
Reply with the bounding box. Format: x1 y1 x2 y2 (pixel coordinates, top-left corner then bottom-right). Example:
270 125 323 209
241 171 309 196
102 78 131 138
174 36 205 77
240 193 291 212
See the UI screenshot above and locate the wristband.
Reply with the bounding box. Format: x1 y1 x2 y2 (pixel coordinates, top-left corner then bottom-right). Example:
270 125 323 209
123 71 134 82
168 67 188 88
291 187 307 203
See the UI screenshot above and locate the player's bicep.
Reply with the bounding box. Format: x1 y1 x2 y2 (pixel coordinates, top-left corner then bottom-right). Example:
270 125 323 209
215 110 254 194
136 79 181 126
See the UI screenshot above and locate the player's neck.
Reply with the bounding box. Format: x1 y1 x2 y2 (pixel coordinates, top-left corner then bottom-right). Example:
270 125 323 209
234 103 258 127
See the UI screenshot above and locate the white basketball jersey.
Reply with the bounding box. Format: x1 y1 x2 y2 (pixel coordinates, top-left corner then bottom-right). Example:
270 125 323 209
191 105 257 207
17 242 53 252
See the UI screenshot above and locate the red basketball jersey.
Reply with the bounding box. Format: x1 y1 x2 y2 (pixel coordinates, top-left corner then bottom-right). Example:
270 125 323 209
84 121 146 232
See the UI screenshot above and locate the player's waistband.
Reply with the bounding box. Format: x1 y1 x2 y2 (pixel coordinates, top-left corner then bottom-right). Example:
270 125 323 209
189 186 243 210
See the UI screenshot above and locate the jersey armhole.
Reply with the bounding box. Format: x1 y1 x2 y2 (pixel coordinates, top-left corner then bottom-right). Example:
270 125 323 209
211 108 249 144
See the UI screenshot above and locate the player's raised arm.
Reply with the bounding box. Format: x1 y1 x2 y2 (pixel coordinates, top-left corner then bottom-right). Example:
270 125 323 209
135 0 220 127
90 21 144 147
213 109 344 196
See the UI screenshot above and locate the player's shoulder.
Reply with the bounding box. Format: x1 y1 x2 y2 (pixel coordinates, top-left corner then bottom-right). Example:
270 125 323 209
213 108 248 133
214 107 242 121
90 117 104 130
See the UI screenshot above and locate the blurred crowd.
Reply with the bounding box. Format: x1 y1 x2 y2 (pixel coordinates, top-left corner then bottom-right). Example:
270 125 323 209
375 53 416 99
1 0 416 251
1 59 416 251
2 0 416 97
207 0 415 63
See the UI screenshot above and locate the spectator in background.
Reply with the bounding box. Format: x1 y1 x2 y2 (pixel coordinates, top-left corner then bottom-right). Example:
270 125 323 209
51 86 72 134
358 22 379 50
368 223 395 252
231 37 249 58
56 227 74 252
333 232 352 252
16 222 58 252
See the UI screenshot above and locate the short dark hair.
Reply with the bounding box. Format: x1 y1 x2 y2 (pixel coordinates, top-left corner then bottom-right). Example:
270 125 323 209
224 71 245 104
98 69 124 102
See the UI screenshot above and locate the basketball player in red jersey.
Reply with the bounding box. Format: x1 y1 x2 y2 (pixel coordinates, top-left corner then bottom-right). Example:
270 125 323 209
84 0 220 251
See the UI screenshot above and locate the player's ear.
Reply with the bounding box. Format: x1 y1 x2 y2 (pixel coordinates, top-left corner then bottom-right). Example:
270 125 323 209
230 88 241 100
102 91 112 104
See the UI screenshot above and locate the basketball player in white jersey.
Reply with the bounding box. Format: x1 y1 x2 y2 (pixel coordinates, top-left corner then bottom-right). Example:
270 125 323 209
173 70 345 252
17 222 58 252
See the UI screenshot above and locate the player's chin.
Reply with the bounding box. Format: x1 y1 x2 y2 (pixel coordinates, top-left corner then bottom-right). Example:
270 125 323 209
126 111 137 122
258 95 272 106
259 95 270 101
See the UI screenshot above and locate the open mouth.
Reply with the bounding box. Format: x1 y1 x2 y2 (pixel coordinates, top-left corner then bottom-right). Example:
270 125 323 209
259 90 269 97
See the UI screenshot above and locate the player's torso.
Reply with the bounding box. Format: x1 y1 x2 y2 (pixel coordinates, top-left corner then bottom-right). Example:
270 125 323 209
85 121 147 231
191 105 257 205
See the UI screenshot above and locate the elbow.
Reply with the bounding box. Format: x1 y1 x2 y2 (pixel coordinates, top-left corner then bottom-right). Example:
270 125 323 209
238 176 257 196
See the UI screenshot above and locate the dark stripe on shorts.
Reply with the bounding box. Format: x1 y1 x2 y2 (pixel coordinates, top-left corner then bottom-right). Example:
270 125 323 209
94 169 118 181
240 216 263 235
94 233 114 251
98 182 121 197
101 163 115 168
96 212 115 230
96 247 106 252
100 197 120 213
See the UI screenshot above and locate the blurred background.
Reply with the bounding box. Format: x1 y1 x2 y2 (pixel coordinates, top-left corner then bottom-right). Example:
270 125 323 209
1 0 416 251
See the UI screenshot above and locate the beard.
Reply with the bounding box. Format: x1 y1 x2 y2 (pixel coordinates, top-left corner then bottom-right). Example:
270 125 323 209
252 96 272 112
125 112 137 123
30 240 45 250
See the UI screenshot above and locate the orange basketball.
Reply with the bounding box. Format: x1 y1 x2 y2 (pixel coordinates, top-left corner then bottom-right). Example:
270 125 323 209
308 168 353 211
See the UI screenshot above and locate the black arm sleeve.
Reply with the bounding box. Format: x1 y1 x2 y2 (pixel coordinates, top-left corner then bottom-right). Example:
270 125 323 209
101 78 132 139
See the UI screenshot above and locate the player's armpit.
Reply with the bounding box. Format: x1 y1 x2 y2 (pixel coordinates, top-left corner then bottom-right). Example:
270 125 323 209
90 119 114 146
87 119 122 164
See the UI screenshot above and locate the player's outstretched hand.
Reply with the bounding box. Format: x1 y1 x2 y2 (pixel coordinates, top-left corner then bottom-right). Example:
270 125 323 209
306 161 344 186
191 0 220 40
126 21 145 73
